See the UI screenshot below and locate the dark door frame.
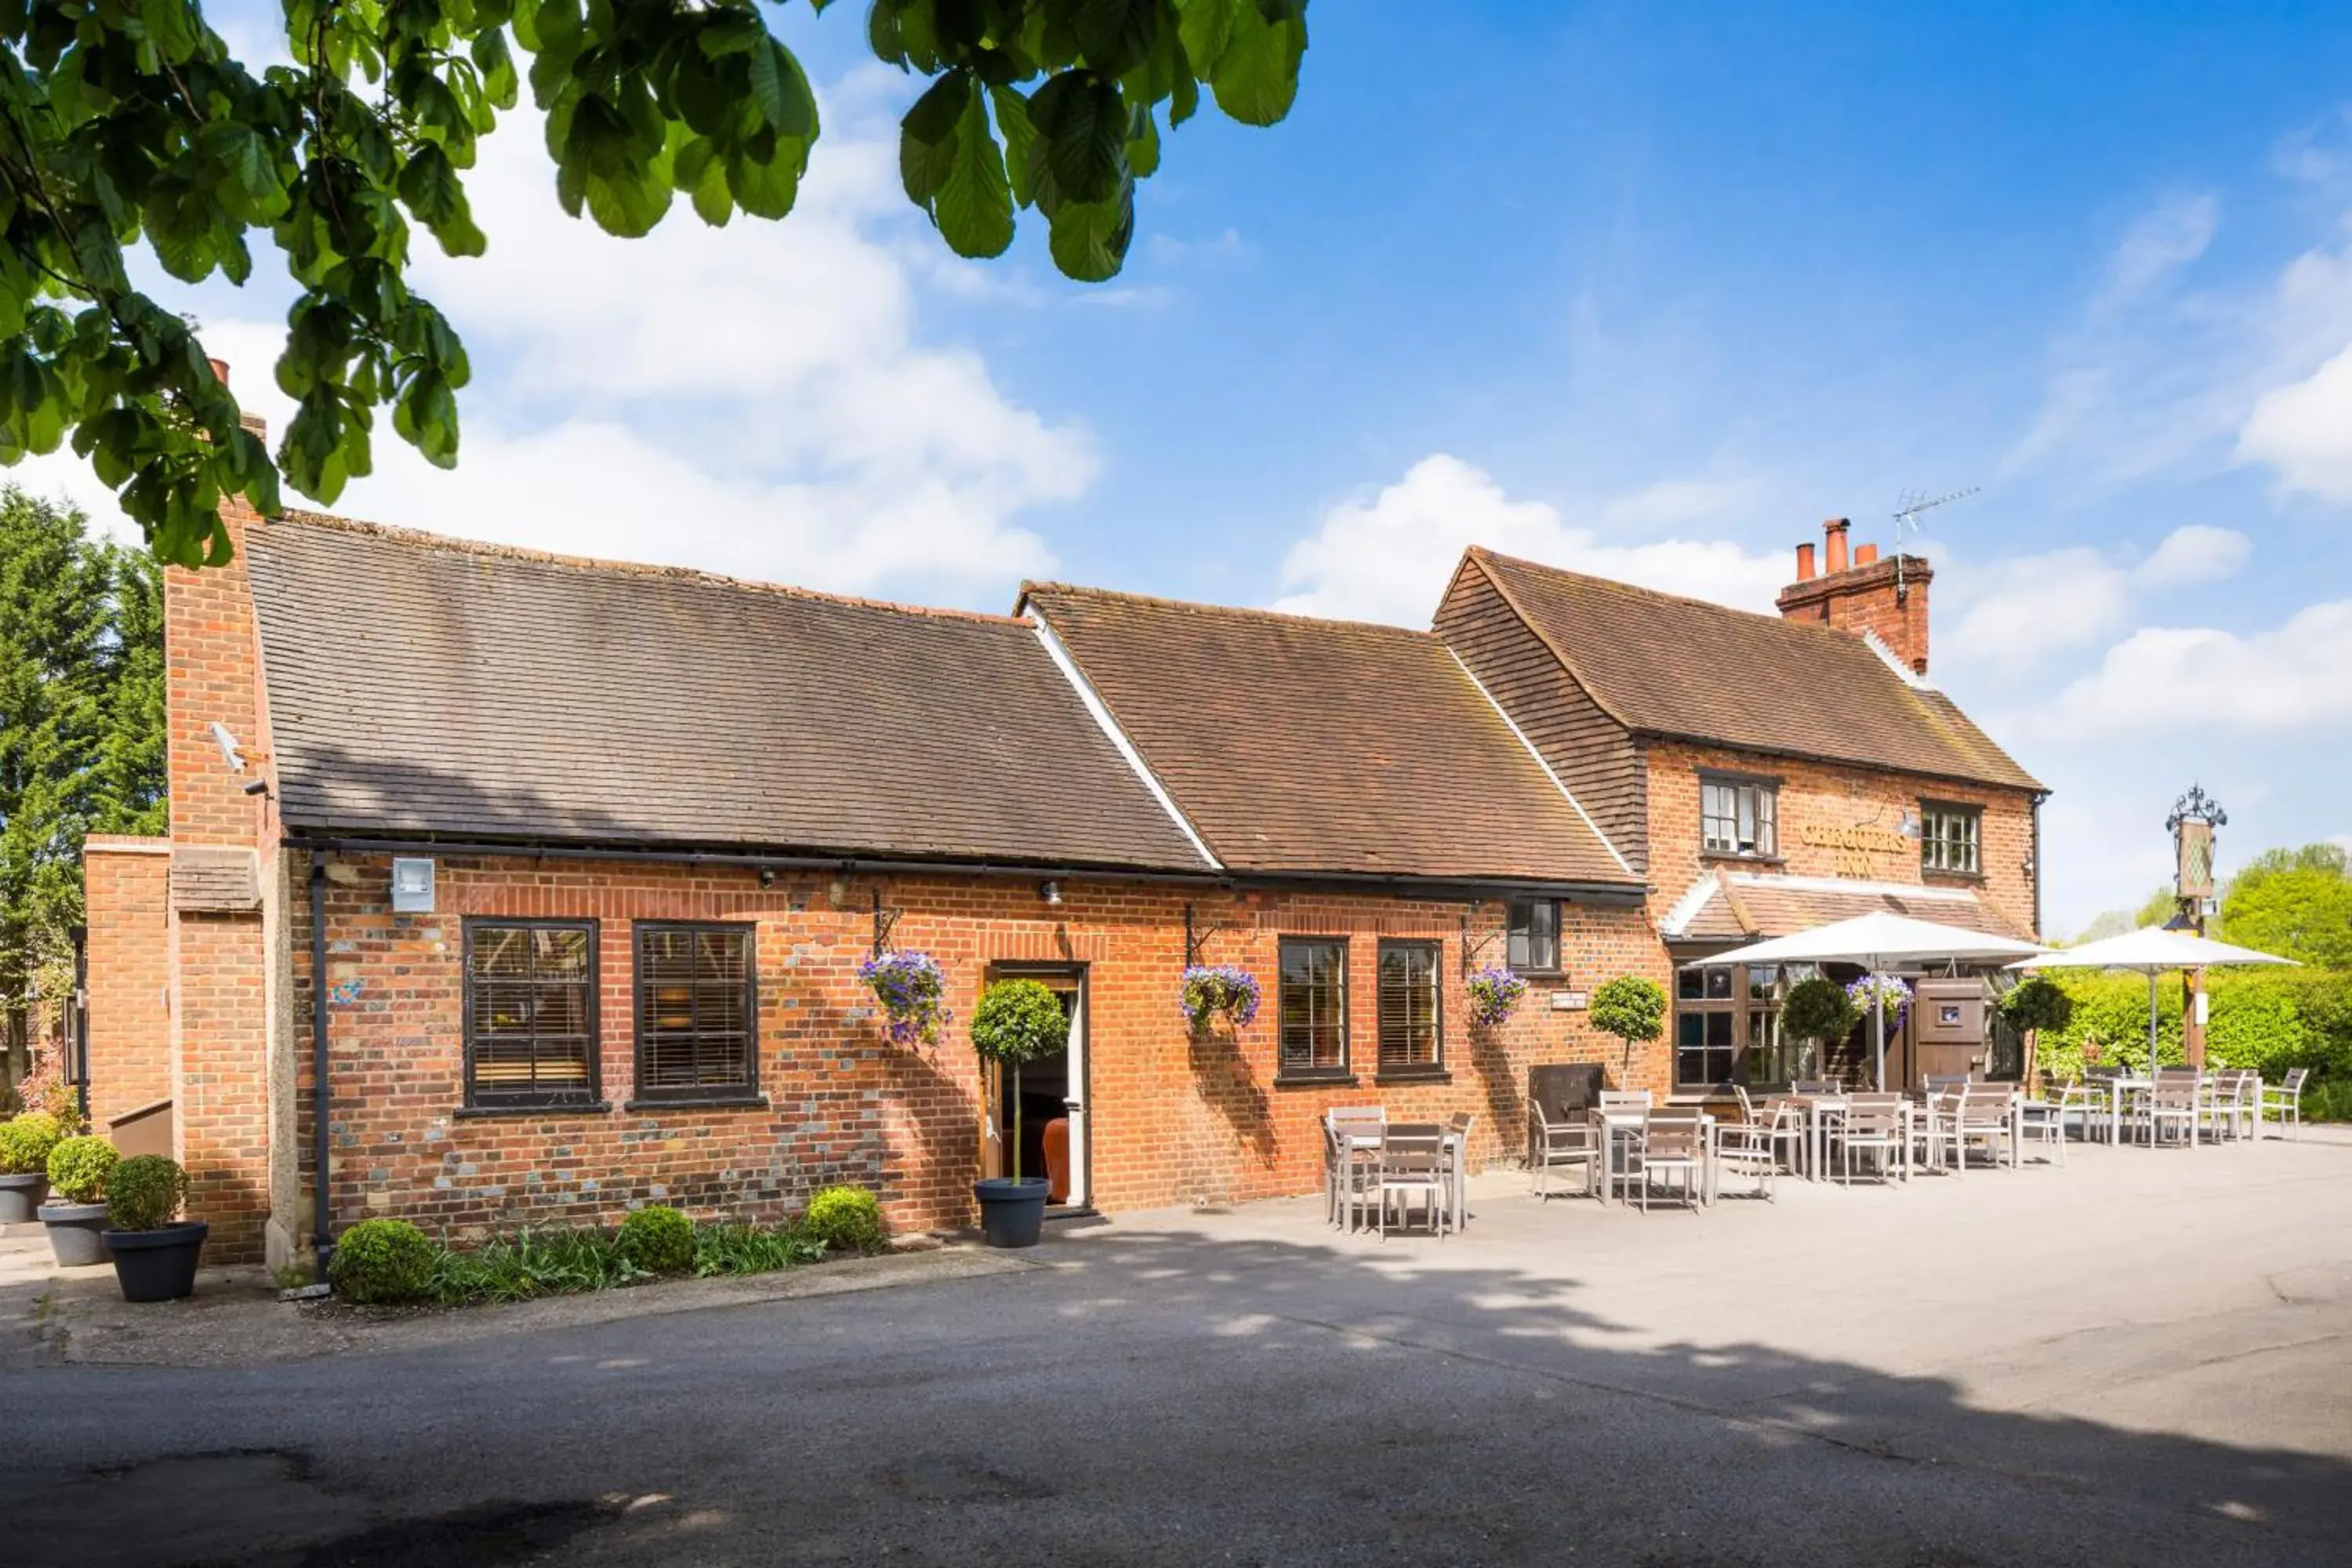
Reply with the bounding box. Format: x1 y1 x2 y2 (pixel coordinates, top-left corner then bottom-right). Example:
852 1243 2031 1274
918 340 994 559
985 960 1091 1208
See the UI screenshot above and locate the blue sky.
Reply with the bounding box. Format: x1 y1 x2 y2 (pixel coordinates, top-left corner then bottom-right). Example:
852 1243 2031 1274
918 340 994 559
25 2 2352 934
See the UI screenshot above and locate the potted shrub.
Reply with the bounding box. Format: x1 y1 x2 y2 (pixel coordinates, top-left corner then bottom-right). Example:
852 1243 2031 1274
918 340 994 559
1780 978 1860 1084
858 950 950 1045
38 1134 119 1266
101 1154 208 1302
1588 976 1666 1076
1180 964 1261 1035
0 1112 64 1222
2000 976 2076 1087
968 978 1069 1248
1467 965 1529 1028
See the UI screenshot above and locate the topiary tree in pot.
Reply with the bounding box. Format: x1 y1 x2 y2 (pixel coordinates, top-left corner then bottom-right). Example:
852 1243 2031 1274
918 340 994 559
2000 976 2076 1089
0 1112 65 1222
1588 976 1667 1083
101 1154 207 1302
1780 978 1861 1087
38 1134 120 1267
967 978 1069 1249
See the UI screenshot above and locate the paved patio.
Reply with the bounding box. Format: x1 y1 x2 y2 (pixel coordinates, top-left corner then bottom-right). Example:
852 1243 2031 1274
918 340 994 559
10 1126 2352 1566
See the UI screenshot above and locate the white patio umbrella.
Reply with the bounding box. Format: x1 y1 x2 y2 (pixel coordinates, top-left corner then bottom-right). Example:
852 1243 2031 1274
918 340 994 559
2005 927 2296 1076
1691 912 2046 1090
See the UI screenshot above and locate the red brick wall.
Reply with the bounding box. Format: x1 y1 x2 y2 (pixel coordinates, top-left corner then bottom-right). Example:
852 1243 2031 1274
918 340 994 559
1644 740 2039 941
279 852 1665 1247
83 837 172 1132
1773 554 1933 675
165 495 270 847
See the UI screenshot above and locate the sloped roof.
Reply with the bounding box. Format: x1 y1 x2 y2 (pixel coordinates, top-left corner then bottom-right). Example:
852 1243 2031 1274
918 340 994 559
244 516 1213 873
1465 549 2042 793
1666 869 2031 943
1018 584 1639 889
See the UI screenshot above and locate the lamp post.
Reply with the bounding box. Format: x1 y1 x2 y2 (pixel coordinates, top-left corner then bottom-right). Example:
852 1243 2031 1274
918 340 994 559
2165 785 2226 1069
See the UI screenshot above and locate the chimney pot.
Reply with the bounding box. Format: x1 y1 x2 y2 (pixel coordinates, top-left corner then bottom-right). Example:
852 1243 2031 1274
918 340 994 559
1855 542 1879 567
1823 517 1851 574
1794 542 1817 581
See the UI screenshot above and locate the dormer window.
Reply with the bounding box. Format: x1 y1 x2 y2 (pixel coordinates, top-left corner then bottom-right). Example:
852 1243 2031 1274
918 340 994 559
1701 775 1777 858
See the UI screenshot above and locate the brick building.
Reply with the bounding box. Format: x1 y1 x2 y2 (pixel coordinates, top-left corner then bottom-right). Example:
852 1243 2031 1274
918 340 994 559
83 482 2041 1268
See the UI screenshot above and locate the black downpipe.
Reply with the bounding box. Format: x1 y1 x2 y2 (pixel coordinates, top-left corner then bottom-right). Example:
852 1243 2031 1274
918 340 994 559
68 924 89 1125
310 856 332 1279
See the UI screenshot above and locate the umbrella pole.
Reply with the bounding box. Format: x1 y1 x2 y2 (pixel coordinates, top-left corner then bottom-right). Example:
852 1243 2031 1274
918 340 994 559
2147 969 2160 1075
1874 960 1887 1091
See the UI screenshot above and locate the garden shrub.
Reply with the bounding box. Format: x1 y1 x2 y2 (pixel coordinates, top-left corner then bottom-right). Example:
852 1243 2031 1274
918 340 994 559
0 1112 65 1175
45 1135 118 1203
328 1218 437 1303
798 1185 885 1252
616 1204 696 1274
695 1223 826 1276
105 1155 188 1231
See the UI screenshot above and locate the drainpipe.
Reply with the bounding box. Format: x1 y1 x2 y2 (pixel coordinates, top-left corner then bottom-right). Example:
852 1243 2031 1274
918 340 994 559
68 924 89 1125
2031 792 2047 940
310 857 332 1279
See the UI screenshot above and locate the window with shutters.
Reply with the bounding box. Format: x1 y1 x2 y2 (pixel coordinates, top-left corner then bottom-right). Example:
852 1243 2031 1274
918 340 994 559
1376 940 1443 1074
633 924 759 1103
1277 938 1349 1078
463 920 599 1109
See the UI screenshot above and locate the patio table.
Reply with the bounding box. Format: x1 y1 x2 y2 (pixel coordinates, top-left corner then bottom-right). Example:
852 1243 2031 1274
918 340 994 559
1336 1127 1470 1232
1590 1109 1717 1207
1780 1093 1849 1182
2100 1076 2153 1146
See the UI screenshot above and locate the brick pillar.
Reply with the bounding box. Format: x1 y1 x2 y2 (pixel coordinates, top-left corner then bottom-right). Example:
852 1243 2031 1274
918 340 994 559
82 837 172 1133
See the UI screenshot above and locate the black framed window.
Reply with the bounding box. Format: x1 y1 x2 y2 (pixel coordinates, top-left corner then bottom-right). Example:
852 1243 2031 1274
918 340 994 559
1921 802 1982 875
464 920 598 1109
1278 938 1348 1076
1701 777 1777 857
1376 941 1442 1072
1505 898 1560 973
1675 961 1820 1090
633 924 758 1102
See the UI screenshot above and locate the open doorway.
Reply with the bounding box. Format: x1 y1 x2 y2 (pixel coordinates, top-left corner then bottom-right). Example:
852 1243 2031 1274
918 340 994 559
982 964 1088 1212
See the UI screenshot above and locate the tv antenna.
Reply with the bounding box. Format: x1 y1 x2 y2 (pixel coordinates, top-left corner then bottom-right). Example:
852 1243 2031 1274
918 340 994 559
1889 485 1977 602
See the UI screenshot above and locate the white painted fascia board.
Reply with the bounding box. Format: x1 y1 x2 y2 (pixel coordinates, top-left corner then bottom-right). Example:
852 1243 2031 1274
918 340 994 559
1027 615 1223 873
1721 869 1976 902
1661 876 1720 938
1860 627 1934 690
1449 650 1640 881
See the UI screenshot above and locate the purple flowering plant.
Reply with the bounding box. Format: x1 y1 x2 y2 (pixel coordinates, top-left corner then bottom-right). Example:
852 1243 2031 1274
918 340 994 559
1845 973 1911 1031
859 950 949 1046
1466 965 1528 1028
1180 965 1261 1033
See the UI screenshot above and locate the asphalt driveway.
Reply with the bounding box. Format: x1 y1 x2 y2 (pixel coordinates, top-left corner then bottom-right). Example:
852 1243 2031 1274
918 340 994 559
13 1128 2352 1566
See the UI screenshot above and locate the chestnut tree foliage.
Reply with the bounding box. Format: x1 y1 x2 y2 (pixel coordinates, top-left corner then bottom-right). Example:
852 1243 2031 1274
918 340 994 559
0 0 1310 567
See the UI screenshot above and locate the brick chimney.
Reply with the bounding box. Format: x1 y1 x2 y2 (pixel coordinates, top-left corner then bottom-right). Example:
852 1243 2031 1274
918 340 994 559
1777 517 1933 676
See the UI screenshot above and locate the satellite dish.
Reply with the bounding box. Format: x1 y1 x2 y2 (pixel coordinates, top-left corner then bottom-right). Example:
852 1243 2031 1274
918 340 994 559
209 722 245 772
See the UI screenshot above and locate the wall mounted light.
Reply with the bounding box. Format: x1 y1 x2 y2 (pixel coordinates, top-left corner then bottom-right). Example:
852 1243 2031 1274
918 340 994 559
241 779 272 799
1039 880 1064 906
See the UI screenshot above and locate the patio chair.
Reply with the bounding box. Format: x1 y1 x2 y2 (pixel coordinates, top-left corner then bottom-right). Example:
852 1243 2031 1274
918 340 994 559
1528 1099 1599 1201
1923 1073 1973 1094
1326 1108 1385 1229
1633 1109 1706 1213
1597 1089 1653 1111
1446 1112 1475 1230
1374 1123 1450 1238
1837 1094 1906 1185
2262 1068 2310 1140
2019 1083 2082 1166
1715 1100 1797 1200
2200 1071 2256 1143
2082 1066 2122 1142
1793 1079 1841 1095
1953 1083 2016 1173
1910 1081 1965 1175
2140 1076 2200 1149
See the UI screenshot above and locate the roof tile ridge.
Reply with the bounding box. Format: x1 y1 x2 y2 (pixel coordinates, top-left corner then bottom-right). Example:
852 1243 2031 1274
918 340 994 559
1712 865 1761 937
265 512 1029 626
1457 550 1639 734
1480 543 1893 652
1021 579 1439 641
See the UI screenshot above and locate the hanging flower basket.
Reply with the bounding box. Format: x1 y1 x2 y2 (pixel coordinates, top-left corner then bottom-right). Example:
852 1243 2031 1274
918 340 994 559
1180 965 1261 1033
1467 965 1529 1028
858 950 949 1046
1845 973 1912 1032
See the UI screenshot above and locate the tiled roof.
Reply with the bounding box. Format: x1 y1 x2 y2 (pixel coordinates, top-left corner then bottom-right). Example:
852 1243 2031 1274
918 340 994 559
244 517 1213 873
1466 549 2043 793
1667 870 2030 942
1019 584 1639 888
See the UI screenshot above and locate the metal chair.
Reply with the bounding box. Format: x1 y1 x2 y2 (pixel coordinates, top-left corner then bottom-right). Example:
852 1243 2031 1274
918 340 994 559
1792 1079 1841 1095
1633 1109 1706 1213
1715 1100 1797 1200
2261 1068 2309 1140
1837 1093 1906 1185
1325 1107 1385 1229
1374 1123 1449 1238
1528 1099 1598 1200
1953 1083 2016 1172
1910 1081 1966 1175
2019 1083 2080 1166
2140 1076 2200 1149
2200 1071 2256 1143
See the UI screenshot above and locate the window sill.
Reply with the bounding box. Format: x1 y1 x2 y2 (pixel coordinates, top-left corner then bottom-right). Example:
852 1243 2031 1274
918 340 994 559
1273 1069 1359 1089
622 1093 771 1112
1921 868 1987 884
1374 1069 1453 1087
453 1101 611 1120
1699 851 1784 868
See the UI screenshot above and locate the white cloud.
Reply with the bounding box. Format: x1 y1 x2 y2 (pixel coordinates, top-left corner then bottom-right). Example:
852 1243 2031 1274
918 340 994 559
2236 339 2352 503
16 78 1091 605
2102 191 2220 303
2136 522 2251 586
2023 600 2352 739
1271 454 1786 626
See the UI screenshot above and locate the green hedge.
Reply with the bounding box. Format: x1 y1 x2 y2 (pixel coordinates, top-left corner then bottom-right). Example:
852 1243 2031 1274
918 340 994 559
2038 969 2352 1116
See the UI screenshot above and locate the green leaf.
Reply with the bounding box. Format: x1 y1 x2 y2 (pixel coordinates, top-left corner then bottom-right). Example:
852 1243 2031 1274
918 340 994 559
1207 2 1305 126
727 133 808 220
930 79 1014 259
1026 71 1127 207
746 39 818 140
989 84 1039 208
1076 0 1160 80
899 71 969 204
1047 182 1134 281
1175 0 1236 77
1126 104 1160 179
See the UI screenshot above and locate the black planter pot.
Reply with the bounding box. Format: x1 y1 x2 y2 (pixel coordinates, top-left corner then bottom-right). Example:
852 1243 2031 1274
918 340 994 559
103 1221 209 1302
0 1172 45 1223
973 1178 1050 1248
37 1201 110 1267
